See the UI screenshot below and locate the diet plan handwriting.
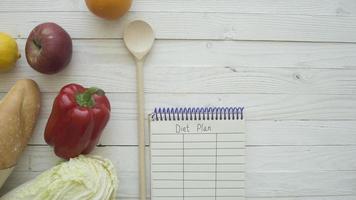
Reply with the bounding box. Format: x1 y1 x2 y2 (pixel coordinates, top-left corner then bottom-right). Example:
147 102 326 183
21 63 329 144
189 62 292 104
150 107 246 200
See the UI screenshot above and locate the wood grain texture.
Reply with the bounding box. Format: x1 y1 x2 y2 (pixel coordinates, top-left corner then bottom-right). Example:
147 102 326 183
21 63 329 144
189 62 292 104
1 0 356 199
247 171 356 197
1 0 356 16
10 93 354 121
3 65 356 94
1 146 356 198
1 12 356 42
248 197 356 200
28 119 356 146
247 146 356 171
4 170 356 199
1 40 356 94
2 92 356 146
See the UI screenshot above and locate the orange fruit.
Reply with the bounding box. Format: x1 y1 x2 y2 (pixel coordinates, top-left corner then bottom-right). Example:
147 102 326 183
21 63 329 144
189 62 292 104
85 0 132 20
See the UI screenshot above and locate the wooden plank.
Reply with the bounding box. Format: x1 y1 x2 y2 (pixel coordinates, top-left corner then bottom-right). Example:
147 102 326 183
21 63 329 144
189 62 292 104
5 170 355 199
1 92 355 149
247 121 356 146
1 146 146 198
8 93 354 121
1 146 356 198
6 93 356 144
247 171 356 197
110 197 356 200
1 40 356 94
1 12 356 42
1 0 356 16
4 65 356 95
248 196 356 200
247 146 356 171
19 145 356 172
29 119 356 146
114 197 356 200
13 146 356 173
39 39 356 69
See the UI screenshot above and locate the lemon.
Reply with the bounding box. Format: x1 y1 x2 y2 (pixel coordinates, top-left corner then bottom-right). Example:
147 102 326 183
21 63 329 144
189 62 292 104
0 32 20 72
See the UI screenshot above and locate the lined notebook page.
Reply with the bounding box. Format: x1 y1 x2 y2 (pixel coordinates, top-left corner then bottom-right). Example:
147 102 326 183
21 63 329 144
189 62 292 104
150 120 246 200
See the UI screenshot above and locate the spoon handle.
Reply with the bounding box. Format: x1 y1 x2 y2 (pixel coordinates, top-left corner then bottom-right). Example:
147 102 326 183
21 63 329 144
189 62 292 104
136 59 147 200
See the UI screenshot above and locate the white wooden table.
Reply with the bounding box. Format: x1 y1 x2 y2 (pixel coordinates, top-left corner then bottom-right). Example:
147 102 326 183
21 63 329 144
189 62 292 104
1 0 356 199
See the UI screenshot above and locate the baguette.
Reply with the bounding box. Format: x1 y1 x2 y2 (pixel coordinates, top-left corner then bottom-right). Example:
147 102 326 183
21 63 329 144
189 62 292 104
0 79 40 169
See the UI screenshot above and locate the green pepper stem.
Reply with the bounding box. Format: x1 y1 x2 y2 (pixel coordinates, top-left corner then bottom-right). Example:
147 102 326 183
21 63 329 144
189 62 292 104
76 87 105 108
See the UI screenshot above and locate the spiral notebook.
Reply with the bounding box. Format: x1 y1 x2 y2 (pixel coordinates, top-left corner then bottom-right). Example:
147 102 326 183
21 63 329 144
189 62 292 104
150 107 246 200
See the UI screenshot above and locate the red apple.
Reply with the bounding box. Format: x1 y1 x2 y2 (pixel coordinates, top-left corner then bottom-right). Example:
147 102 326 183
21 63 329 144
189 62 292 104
26 22 72 74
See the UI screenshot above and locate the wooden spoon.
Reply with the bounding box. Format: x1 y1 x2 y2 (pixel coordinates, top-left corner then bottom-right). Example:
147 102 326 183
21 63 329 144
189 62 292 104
124 20 154 200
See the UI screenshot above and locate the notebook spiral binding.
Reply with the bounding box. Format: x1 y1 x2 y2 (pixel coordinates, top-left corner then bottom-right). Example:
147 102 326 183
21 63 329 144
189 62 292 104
151 107 244 121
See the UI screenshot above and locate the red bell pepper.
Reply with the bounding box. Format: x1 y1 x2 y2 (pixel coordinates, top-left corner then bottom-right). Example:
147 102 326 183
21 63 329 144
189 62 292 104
44 83 111 159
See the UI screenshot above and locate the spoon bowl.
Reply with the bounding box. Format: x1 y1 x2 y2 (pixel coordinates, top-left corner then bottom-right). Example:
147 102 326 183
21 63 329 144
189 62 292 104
124 20 154 60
